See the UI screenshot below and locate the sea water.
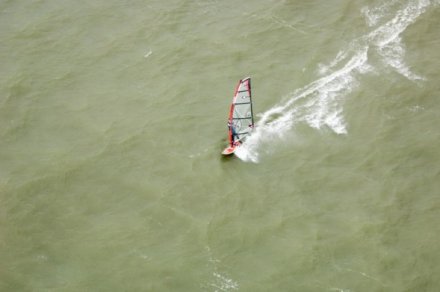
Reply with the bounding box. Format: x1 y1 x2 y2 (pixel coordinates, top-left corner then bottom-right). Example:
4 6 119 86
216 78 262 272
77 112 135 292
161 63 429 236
1 0 440 291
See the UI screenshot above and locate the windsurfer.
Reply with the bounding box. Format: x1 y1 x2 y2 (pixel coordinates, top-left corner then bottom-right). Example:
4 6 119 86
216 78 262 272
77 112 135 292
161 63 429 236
221 78 253 155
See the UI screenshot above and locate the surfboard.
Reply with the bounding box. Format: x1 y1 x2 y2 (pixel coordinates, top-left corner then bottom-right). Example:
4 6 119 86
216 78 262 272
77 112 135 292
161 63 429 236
222 77 254 156
221 144 237 155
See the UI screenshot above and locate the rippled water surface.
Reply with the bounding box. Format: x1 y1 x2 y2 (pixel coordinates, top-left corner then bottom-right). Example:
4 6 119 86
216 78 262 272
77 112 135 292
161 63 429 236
1 0 440 291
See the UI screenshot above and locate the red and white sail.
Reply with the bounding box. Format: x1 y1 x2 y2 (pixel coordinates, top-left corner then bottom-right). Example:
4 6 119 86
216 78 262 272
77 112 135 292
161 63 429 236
227 77 254 146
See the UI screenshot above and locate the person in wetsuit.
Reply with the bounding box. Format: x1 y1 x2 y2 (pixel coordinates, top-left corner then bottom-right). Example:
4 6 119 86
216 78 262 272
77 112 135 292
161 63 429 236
227 121 239 146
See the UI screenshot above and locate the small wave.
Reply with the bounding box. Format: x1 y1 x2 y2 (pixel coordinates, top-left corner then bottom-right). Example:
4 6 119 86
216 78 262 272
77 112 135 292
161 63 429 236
189 147 209 159
210 272 239 292
144 49 153 58
204 246 239 292
378 37 424 81
361 0 401 27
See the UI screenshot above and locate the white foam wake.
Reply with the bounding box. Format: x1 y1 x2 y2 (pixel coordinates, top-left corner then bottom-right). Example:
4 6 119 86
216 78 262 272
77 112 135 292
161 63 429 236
236 0 435 163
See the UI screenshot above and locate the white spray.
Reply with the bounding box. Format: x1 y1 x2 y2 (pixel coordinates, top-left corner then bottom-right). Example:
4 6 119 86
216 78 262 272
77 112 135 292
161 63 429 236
236 0 435 163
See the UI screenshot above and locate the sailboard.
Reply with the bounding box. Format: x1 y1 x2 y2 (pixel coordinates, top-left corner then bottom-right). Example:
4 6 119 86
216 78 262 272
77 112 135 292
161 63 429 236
222 77 254 156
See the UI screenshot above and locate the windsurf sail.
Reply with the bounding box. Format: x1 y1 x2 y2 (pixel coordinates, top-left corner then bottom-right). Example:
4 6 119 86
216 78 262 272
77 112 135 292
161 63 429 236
227 77 254 146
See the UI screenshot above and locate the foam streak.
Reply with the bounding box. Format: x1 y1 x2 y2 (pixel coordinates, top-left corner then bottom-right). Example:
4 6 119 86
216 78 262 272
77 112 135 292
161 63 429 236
236 0 434 162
